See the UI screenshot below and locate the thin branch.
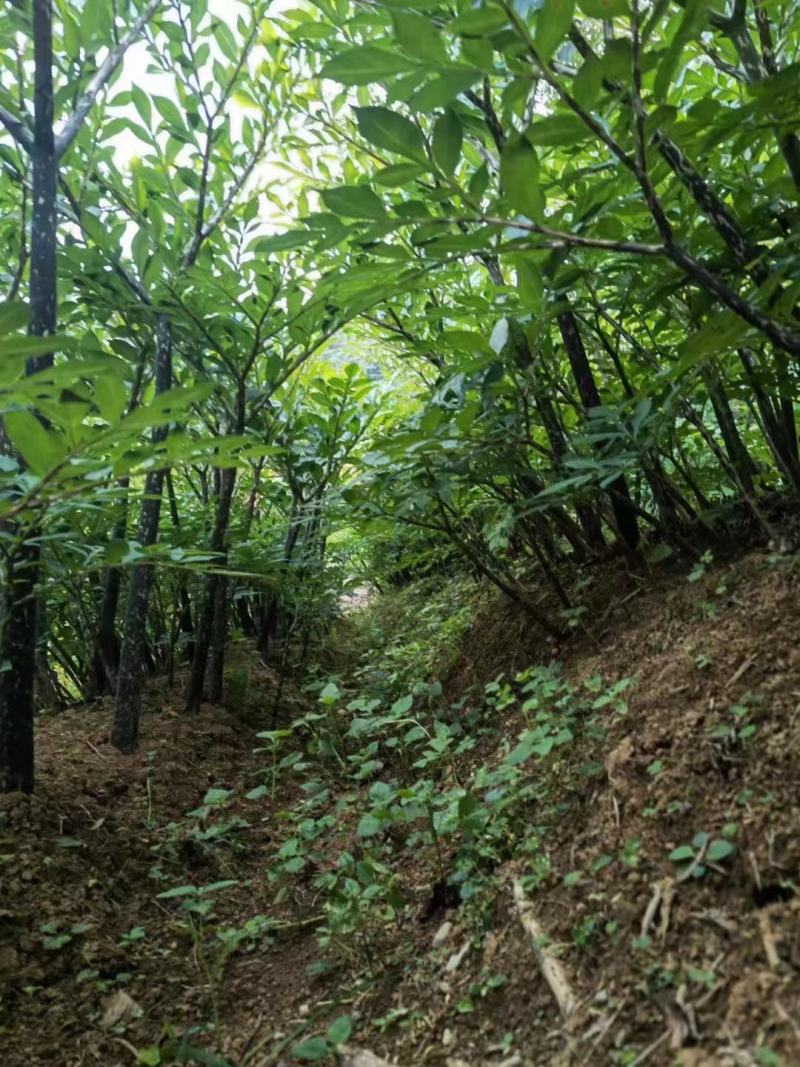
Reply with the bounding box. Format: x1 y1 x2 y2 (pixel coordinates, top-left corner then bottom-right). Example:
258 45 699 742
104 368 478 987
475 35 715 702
0 105 33 151
181 120 269 269
436 215 665 256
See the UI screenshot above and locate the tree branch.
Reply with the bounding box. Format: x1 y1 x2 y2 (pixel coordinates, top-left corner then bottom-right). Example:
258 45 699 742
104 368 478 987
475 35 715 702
0 105 33 152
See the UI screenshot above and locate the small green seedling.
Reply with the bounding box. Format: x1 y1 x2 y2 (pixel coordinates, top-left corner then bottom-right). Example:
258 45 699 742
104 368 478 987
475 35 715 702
669 832 735 880
292 1014 352 1061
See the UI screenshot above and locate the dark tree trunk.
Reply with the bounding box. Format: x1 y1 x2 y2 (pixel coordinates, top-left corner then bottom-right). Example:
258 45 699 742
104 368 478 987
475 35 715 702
257 497 301 661
0 0 56 794
207 577 229 704
185 466 237 711
703 368 758 496
208 468 237 704
557 309 640 550
87 478 130 697
165 472 194 659
507 319 604 552
111 315 172 753
738 349 800 490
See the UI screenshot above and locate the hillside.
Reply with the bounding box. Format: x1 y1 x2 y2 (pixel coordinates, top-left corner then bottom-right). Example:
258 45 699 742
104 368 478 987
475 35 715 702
3 550 799 1067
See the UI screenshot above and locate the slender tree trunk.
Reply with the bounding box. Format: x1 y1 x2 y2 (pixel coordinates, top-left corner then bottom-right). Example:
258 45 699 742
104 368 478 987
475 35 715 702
0 0 56 793
86 478 130 697
165 472 194 657
207 467 237 703
738 349 800 490
258 496 301 660
186 467 237 711
703 368 758 496
434 503 564 638
557 310 640 550
507 319 604 551
111 315 172 752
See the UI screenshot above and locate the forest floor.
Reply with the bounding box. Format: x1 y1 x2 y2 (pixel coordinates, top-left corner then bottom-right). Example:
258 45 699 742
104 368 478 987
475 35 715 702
2 549 800 1067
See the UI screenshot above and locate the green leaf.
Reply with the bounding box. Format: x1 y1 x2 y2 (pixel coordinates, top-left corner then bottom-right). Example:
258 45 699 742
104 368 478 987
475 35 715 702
451 7 509 34
408 71 481 112
675 310 748 368
573 54 604 108
94 374 128 424
669 845 695 862
131 85 152 127
0 302 28 335
245 785 269 800
647 543 673 563
80 0 111 44
373 163 428 187
391 694 413 715
291 1037 329 1061
392 12 447 63
535 0 575 61
326 1015 352 1046
200 880 239 894
157 885 197 899
706 839 735 863
319 681 342 703
526 114 589 146
500 138 543 220
514 259 544 308
357 813 382 836
577 0 629 16
57 836 83 848
468 162 489 201
4 411 65 476
320 46 417 85
354 106 427 163
654 0 709 100
0 334 69 359
321 185 386 220
504 738 535 765
137 1047 161 1066
152 95 185 130
432 109 463 175
253 230 315 253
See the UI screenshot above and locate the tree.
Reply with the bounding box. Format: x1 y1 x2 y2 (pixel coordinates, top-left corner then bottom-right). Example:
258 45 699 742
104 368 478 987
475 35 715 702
0 0 161 792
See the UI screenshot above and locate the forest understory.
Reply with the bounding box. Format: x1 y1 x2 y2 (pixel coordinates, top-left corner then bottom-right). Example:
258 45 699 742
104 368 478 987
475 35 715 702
3 0 800 1063
3 546 799 1067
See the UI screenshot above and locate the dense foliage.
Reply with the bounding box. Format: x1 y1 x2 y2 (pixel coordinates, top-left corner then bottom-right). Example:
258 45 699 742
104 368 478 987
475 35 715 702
0 0 798 797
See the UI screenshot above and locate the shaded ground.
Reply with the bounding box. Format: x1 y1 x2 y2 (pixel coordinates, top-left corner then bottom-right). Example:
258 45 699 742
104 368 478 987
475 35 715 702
2 551 800 1066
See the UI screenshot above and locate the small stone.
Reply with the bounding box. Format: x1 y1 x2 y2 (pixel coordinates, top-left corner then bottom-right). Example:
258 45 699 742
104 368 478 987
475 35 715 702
433 920 453 946
100 989 140 1029
445 941 471 973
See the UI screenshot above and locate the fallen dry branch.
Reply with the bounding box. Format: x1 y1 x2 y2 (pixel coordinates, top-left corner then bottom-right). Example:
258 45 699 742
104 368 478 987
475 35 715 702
340 1048 397 1067
512 879 578 1019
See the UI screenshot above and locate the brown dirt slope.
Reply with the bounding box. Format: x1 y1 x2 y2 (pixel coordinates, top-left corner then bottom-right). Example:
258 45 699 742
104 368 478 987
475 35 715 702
1 551 800 1066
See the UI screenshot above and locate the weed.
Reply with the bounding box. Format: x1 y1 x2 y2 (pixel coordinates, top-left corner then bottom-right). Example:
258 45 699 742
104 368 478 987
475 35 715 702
668 831 736 880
